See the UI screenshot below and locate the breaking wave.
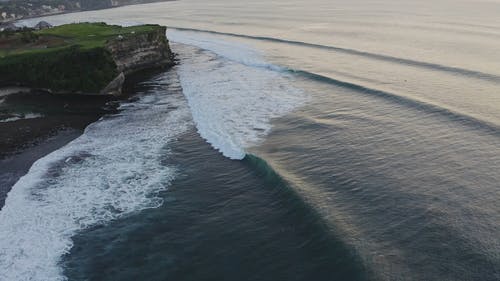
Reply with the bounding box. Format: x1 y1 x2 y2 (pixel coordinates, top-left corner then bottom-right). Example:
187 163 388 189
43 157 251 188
0 71 192 281
169 33 308 160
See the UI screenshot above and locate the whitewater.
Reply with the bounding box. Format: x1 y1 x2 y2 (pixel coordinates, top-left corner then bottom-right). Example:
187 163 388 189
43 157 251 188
0 32 306 280
0 72 190 280
170 31 307 159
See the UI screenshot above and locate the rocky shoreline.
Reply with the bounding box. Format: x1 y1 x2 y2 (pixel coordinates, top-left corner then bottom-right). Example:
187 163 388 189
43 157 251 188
0 90 115 206
0 22 176 206
0 68 165 207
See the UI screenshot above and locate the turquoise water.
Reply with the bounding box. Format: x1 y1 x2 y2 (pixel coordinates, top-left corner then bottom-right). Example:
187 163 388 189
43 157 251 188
2 0 500 280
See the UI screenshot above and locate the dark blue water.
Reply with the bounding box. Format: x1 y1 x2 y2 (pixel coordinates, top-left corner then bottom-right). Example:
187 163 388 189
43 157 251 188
63 128 367 281
253 77 500 280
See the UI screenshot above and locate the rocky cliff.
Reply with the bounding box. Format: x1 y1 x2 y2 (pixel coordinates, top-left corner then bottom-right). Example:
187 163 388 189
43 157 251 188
103 25 173 95
106 25 172 75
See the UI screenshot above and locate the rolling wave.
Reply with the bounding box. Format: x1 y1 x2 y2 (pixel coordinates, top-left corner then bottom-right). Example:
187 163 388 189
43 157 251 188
170 27 500 281
170 27 500 83
170 29 499 136
289 69 500 135
171 40 307 160
242 154 371 280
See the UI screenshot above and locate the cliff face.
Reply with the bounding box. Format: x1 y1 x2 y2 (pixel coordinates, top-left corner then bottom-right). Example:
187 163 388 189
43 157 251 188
102 25 174 95
106 25 173 75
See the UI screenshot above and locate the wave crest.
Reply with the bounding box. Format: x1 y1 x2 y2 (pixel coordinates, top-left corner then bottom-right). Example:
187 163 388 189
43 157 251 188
170 35 307 160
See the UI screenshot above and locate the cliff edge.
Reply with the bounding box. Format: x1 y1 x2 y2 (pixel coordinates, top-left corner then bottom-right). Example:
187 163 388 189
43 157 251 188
0 22 174 95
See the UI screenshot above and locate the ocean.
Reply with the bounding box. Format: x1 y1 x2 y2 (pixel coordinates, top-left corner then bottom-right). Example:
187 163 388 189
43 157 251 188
1 0 500 280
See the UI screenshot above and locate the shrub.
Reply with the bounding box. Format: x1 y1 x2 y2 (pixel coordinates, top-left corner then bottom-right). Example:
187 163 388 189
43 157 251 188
0 45 118 93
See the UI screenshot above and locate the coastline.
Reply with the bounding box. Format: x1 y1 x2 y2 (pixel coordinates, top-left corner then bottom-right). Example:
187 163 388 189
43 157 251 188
3 0 177 26
0 90 117 208
0 67 171 209
0 17 175 210
0 129 82 207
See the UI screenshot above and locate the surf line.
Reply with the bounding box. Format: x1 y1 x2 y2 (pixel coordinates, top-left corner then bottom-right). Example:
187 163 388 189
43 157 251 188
170 27 500 83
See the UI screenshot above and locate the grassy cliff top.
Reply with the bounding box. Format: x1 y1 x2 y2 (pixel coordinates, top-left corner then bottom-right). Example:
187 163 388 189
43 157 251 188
0 22 162 57
0 23 165 93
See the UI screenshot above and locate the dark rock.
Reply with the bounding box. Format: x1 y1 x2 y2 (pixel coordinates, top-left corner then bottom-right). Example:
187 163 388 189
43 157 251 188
0 22 20 32
105 25 174 76
34 21 53 30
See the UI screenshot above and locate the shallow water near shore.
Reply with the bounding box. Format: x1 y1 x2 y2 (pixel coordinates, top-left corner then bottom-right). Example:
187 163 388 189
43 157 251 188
3 0 500 280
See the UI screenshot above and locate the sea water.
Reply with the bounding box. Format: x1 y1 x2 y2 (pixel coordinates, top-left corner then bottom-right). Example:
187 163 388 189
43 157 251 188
4 0 500 280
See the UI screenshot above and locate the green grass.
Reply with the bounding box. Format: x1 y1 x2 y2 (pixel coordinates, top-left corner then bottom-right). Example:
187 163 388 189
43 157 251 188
0 22 159 56
37 22 157 50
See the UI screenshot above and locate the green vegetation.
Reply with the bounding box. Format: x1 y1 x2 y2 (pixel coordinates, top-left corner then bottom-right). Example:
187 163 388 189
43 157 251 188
0 22 158 56
0 23 160 93
37 22 157 50
0 46 117 93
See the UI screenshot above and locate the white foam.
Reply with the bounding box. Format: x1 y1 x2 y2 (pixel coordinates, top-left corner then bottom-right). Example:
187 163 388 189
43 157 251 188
170 35 307 160
168 30 285 72
0 113 44 123
0 87 31 97
0 73 192 281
